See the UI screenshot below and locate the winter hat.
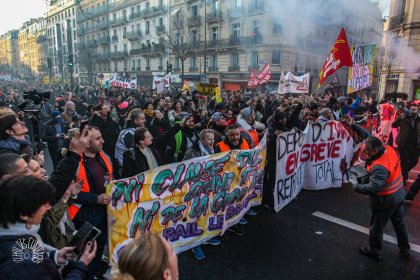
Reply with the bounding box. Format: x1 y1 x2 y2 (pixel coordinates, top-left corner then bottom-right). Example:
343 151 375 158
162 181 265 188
211 112 224 122
51 110 61 118
240 107 254 119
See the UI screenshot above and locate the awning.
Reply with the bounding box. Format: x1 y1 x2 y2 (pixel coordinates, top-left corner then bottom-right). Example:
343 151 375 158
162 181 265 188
223 83 241 91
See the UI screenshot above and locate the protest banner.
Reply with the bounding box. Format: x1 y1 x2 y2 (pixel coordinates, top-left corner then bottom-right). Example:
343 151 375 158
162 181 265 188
196 82 219 97
274 121 354 212
153 75 171 93
256 64 271 84
347 44 376 93
277 72 310 94
108 137 266 264
106 74 137 89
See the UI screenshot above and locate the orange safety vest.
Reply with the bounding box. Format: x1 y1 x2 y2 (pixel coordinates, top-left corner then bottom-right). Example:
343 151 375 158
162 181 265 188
216 139 250 152
239 128 259 148
366 145 403 196
68 152 113 220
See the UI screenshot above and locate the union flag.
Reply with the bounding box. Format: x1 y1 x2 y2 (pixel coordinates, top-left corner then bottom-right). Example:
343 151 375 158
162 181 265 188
318 28 352 87
247 68 258 88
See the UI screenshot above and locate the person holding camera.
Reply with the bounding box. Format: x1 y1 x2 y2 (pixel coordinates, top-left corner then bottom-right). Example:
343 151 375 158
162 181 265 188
391 103 420 186
0 176 97 280
352 137 410 260
43 110 69 168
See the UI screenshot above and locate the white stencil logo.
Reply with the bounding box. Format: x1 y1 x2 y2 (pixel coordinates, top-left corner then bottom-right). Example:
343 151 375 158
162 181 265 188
12 238 44 264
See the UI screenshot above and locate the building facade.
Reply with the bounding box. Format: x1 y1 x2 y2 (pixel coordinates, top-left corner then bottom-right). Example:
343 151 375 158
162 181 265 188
45 0 78 84
379 0 420 100
18 18 48 80
0 31 20 77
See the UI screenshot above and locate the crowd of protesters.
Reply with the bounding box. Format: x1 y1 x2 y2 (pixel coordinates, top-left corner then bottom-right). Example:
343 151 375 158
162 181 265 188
0 78 419 279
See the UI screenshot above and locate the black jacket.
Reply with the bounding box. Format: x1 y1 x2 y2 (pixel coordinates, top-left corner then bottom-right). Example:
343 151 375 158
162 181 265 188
392 115 420 148
42 120 68 151
122 146 162 178
163 127 199 164
0 234 87 280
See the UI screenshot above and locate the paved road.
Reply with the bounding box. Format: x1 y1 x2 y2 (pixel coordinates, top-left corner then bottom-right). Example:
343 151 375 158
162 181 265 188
178 182 420 280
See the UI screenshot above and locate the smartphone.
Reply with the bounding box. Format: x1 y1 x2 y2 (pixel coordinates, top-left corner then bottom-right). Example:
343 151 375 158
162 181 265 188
80 119 89 132
70 224 101 258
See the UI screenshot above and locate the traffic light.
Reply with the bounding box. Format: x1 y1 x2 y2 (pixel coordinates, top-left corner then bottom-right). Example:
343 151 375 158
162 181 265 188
67 54 73 67
166 61 173 74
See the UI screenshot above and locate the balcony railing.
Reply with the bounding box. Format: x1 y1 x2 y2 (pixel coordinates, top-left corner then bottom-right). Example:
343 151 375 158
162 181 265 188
388 12 406 30
187 15 201 26
110 51 129 59
127 31 143 41
130 48 142 55
207 66 219 72
96 52 111 60
206 11 223 22
87 39 97 47
110 16 128 27
156 25 166 33
189 67 198 72
228 6 245 18
248 4 264 14
129 12 142 20
112 35 118 42
173 20 184 29
98 36 110 45
96 20 109 30
145 66 150 70
228 65 240 71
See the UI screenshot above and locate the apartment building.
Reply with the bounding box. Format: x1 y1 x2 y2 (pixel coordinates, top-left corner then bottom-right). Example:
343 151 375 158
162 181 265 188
72 0 381 91
379 0 420 100
45 0 78 84
0 30 20 77
18 18 48 80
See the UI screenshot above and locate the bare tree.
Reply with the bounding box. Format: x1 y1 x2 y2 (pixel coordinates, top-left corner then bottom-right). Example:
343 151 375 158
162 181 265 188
154 11 202 76
77 42 96 85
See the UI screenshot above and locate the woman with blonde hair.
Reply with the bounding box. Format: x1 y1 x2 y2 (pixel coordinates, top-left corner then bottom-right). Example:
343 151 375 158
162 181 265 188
111 232 179 280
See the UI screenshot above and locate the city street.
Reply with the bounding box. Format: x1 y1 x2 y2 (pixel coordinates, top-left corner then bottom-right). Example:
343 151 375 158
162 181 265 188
178 179 420 280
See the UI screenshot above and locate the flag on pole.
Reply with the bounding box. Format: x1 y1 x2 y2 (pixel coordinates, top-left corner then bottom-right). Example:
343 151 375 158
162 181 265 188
277 70 286 94
318 28 352 87
256 63 271 84
247 68 258 88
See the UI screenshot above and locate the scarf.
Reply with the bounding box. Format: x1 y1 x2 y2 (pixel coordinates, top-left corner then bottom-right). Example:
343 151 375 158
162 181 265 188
0 223 56 253
198 141 213 156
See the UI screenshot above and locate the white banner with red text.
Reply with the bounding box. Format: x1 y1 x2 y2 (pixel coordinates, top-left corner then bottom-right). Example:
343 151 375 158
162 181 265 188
274 121 354 212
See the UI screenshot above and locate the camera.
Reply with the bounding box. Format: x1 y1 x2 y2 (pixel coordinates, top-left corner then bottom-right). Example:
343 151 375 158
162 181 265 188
69 222 101 258
23 90 51 105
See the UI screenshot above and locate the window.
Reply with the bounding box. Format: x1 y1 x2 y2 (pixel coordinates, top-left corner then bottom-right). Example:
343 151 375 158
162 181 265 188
123 27 127 38
113 13 116 20
124 61 127 70
145 2 149 11
123 10 127 19
191 5 198 16
252 20 260 33
234 0 242 8
191 30 198 42
113 29 117 36
212 26 219 40
272 51 280 65
123 44 127 51
232 23 240 37
273 23 281 34
190 56 196 68
159 57 163 68
159 17 163 27
211 54 217 68
137 59 141 69
176 32 181 44
145 21 150 34
252 51 259 67
231 53 239 67
211 0 219 14
176 57 180 69
146 58 150 68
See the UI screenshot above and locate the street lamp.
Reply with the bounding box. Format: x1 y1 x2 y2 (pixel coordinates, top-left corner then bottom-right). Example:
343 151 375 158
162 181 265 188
204 0 207 75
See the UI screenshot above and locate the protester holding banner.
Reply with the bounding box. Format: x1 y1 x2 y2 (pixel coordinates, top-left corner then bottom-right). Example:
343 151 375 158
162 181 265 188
121 128 161 178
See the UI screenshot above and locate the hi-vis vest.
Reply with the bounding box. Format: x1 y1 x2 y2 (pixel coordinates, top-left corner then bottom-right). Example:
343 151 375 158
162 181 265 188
366 145 403 196
68 152 113 220
239 128 259 148
216 139 250 152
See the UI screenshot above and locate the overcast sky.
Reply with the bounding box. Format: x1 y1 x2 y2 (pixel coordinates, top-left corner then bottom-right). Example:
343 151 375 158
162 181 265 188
0 0 391 36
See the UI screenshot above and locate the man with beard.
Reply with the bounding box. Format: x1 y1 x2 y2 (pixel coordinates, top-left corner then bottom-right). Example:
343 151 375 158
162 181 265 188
68 126 113 279
163 114 198 164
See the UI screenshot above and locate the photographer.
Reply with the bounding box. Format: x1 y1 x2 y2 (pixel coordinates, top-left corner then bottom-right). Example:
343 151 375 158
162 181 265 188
391 103 420 186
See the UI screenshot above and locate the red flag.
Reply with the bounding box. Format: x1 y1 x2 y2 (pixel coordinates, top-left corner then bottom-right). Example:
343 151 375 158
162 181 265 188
256 63 271 84
247 68 258 88
318 28 352 87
